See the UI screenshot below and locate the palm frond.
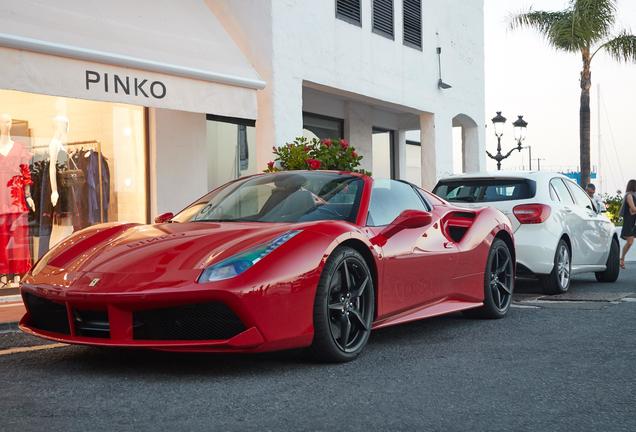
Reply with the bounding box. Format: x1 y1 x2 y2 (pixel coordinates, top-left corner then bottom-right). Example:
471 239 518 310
572 0 616 44
596 30 636 62
509 9 580 52
508 9 566 35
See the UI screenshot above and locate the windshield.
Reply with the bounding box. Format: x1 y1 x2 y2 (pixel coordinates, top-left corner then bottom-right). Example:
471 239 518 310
172 172 364 224
434 178 536 203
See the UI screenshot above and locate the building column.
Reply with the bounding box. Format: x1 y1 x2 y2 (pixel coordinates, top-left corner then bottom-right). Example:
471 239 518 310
396 129 408 180
461 123 481 173
345 102 373 173
420 112 436 189
255 77 303 170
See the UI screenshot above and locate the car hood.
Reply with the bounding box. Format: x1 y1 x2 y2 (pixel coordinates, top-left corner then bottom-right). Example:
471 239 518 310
29 221 312 286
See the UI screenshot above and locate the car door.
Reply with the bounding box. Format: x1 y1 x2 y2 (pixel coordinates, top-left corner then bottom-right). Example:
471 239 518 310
366 180 456 318
564 180 613 266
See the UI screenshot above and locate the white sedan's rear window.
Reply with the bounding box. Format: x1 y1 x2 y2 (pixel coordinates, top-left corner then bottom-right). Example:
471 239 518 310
433 179 536 203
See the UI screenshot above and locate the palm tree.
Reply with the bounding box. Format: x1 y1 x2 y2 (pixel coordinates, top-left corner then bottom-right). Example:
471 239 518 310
510 0 636 187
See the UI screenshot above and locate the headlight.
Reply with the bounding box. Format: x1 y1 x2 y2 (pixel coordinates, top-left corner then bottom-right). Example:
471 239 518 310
198 230 301 283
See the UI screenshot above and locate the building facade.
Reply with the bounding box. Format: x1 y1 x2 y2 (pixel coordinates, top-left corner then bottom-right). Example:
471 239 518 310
210 0 486 188
0 0 484 285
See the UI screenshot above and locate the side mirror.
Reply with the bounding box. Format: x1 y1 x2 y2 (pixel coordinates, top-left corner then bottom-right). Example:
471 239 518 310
371 209 433 246
154 212 174 224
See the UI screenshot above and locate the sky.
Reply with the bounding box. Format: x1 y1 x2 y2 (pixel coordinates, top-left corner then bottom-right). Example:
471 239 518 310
484 0 636 195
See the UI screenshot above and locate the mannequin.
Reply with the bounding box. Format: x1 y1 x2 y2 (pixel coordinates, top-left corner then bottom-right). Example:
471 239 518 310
0 113 35 287
49 115 68 207
48 115 75 248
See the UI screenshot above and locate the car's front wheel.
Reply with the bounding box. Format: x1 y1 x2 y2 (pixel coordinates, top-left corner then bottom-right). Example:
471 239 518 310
310 246 374 363
463 238 514 319
540 239 571 294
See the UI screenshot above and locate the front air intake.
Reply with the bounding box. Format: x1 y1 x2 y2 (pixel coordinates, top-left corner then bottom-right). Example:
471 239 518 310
23 293 70 335
132 302 245 341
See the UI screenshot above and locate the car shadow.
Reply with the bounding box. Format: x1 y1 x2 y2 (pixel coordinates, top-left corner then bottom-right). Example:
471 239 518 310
20 312 479 377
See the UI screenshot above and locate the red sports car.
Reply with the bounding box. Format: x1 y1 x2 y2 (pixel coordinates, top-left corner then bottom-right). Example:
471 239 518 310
20 171 514 362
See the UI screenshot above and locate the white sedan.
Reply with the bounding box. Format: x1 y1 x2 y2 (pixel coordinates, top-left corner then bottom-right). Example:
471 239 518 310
433 171 620 294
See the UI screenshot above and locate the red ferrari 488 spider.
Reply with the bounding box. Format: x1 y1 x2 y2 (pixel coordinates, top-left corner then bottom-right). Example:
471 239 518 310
20 171 514 362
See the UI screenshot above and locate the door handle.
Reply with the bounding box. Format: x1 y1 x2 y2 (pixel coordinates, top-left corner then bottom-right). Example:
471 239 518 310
564 208 573 214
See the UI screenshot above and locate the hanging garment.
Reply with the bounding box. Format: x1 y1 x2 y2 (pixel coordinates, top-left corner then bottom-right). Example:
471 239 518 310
0 212 31 274
0 140 32 214
29 149 81 257
85 151 110 225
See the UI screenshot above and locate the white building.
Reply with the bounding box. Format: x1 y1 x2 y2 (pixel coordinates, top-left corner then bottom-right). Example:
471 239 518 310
211 0 486 189
0 0 484 269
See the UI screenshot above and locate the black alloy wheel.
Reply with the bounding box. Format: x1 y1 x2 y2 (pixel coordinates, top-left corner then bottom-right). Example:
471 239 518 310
464 238 514 319
310 247 374 362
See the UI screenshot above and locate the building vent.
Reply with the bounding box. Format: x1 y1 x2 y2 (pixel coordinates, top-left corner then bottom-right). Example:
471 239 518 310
372 0 394 38
403 0 422 49
336 0 362 25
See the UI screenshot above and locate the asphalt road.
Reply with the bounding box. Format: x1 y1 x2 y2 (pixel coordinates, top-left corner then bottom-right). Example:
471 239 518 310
1 269 635 432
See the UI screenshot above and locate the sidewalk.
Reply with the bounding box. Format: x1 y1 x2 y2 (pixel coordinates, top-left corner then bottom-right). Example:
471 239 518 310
0 296 24 328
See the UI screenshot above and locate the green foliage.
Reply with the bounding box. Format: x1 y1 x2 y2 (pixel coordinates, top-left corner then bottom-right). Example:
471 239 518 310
265 136 370 175
603 191 624 225
510 0 636 62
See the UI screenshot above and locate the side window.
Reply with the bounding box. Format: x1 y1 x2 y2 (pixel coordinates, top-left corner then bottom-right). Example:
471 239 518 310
550 179 575 205
566 181 595 210
367 180 427 226
549 183 560 202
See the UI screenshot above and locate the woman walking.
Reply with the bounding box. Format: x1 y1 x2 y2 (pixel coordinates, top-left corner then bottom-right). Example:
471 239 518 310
620 179 636 269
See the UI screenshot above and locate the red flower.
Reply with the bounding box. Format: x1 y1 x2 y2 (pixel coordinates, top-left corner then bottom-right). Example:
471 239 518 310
7 164 32 211
267 161 275 170
322 138 333 147
340 139 349 149
304 146 310 152
306 158 321 170
352 151 358 158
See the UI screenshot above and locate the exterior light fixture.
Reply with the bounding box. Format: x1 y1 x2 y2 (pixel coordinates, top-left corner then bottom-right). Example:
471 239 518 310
436 47 452 90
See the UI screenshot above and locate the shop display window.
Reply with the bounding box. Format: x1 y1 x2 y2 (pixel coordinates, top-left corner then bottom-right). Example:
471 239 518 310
0 89 147 288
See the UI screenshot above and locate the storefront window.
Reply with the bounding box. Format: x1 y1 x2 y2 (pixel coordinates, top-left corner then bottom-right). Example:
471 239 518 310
206 115 256 189
0 89 146 287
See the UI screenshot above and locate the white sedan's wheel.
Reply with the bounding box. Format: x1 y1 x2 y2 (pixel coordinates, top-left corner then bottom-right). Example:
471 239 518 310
540 239 571 295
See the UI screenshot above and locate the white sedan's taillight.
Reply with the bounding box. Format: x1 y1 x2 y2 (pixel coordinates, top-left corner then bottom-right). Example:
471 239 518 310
513 204 551 224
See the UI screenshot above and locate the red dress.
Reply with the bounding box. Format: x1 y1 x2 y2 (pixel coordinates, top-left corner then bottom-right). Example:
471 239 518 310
0 141 32 274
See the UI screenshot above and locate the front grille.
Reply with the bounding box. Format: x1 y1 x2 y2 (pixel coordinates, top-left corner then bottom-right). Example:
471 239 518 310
74 309 110 338
133 302 245 341
23 292 70 335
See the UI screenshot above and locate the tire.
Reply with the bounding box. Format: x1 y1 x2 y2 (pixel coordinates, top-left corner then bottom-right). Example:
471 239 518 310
595 238 620 283
463 238 514 319
309 247 375 363
540 239 571 295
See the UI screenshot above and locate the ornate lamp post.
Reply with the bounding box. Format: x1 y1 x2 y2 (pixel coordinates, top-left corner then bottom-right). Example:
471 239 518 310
486 112 529 170
513 115 531 169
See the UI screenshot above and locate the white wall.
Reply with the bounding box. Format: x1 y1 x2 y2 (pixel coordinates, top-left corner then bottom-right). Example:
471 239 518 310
149 108 207 216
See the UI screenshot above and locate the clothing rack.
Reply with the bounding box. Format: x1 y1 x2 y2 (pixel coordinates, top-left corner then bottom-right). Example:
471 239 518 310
30 140 105 223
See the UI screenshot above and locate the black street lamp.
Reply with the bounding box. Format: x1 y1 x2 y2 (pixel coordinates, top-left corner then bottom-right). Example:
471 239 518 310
486 112 529 170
